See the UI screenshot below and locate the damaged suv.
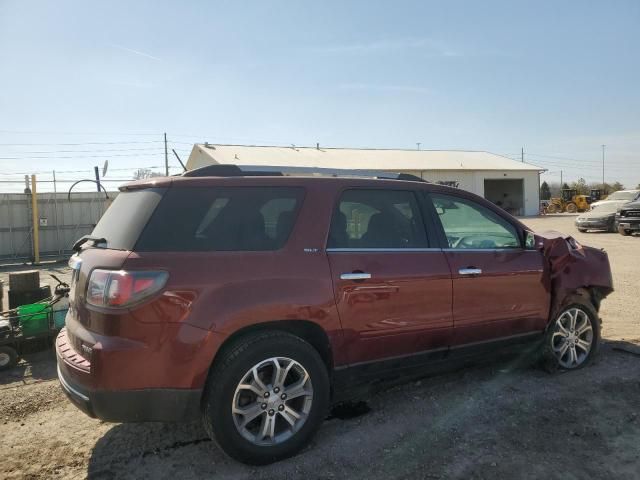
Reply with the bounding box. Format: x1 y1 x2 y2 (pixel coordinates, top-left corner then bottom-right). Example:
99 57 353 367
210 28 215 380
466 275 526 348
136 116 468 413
56 165 613 465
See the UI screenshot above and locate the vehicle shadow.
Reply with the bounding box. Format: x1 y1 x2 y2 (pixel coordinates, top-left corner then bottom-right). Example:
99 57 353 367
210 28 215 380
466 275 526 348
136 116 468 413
0 349 57 386
84 347 542 479
85 340 640 479
86 421 235 479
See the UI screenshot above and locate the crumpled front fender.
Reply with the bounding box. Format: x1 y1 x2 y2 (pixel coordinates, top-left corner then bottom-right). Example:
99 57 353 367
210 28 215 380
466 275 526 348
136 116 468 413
534 231 613 319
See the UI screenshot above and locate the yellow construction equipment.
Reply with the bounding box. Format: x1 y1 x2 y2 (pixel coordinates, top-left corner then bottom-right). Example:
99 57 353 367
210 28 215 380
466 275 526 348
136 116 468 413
546 189 590 213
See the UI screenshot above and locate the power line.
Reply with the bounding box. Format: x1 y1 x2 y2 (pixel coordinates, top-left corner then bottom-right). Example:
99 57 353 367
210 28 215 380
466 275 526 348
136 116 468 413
0 152 173 160
0 129 163 136
0 147 169 154
0 140 165 146
0 165 180 175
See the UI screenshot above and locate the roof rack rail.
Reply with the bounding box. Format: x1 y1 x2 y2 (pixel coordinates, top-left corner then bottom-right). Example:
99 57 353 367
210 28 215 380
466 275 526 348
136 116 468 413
182 164 426 182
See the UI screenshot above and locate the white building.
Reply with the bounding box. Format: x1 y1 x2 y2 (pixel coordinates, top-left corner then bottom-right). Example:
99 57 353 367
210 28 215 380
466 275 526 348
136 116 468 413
186 144 545 216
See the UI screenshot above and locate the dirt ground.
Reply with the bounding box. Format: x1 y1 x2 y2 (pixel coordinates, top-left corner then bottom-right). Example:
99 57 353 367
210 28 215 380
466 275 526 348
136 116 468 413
1 215 639 480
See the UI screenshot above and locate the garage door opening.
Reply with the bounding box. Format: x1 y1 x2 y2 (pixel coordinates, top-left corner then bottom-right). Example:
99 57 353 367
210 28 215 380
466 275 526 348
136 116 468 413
484 179 524 216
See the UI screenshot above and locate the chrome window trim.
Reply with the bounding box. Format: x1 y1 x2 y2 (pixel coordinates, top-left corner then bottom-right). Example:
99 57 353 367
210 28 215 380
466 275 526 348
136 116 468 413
441 248 526 252
326 247 441 253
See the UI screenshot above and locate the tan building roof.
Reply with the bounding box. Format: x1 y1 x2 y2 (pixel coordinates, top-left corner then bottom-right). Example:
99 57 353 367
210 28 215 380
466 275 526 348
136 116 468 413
186 144 545 172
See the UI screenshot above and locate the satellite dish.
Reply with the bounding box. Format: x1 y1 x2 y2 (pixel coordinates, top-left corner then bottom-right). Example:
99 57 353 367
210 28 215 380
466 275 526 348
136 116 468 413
102 160 109 177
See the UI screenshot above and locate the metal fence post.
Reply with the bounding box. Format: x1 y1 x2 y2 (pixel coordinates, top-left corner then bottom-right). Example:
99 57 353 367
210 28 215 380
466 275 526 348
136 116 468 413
31 175 40 264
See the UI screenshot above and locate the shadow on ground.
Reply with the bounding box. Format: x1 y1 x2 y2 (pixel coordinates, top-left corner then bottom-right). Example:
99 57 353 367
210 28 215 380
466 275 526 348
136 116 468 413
85 343 640 480
0 349 57 386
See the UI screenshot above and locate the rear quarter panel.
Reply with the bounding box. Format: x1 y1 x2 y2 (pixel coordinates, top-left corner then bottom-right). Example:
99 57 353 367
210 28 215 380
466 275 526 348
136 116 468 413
122 182 347 365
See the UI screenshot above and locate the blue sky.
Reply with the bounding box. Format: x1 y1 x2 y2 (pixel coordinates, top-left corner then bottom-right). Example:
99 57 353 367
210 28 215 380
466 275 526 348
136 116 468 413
0 0 638 192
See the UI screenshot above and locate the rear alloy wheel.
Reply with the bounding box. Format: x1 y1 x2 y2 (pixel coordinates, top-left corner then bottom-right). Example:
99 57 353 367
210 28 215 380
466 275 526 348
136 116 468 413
202 331 329 465
543 302 600 371
232 357 313 446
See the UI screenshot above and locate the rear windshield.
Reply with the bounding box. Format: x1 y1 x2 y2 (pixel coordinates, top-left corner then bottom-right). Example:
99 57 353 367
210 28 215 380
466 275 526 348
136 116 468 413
90 188 165 250
135 186 304 252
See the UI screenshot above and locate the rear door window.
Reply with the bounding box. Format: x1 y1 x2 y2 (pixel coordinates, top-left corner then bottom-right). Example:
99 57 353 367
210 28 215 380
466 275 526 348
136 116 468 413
327 189 428 249
136 187 304 252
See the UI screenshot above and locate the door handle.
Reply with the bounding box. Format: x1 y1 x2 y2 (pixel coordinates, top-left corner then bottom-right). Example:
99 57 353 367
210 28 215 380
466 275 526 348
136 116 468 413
340 272 372 281
459 268 482 276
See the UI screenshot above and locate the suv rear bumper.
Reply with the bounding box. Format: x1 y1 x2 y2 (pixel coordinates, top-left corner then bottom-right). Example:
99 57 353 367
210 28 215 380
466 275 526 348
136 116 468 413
57 358 202 422
55 325 208 423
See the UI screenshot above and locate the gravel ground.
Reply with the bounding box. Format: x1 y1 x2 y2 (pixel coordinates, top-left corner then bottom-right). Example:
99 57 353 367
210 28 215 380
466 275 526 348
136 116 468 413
0 214 639 480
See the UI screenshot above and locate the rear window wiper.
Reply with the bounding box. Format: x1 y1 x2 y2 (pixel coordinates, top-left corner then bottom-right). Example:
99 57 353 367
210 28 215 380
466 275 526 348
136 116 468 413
72 235 107 252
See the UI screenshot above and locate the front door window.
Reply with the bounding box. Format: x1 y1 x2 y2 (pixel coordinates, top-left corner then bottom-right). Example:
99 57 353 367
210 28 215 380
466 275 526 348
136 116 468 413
431 194 520 249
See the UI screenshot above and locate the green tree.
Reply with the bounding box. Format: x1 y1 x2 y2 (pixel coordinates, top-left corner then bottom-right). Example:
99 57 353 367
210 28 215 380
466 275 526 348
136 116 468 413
540 181 551 200
132 168 163 180
562 182 570 190
571 178 588 195
610 181 624 192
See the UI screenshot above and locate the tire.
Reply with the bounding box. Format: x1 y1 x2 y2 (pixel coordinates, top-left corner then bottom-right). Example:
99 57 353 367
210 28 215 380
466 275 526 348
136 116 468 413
547 204 558 214
566 203 578 214
202 331 330 465
0 345 18 371
577 228 587 233
540 296 600 372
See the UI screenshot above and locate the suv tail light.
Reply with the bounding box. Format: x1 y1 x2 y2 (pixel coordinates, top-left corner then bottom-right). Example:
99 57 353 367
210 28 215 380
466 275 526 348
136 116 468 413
86 269 168 308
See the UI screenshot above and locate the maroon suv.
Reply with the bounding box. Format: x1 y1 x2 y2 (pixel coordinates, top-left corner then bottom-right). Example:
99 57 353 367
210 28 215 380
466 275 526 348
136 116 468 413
56 165 613 465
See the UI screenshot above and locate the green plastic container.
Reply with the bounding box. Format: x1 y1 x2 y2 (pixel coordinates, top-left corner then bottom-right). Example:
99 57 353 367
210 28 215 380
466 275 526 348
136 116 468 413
17 303 50 337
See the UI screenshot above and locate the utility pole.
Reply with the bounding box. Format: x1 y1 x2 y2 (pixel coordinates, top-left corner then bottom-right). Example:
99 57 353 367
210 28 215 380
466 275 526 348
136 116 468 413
521 147 524 163
164 132 169 176
560 170 563 188
601 144 606 190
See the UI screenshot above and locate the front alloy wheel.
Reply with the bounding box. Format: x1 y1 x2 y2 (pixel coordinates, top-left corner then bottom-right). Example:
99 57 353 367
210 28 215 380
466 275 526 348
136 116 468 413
550 307 593 369
232 357 313 446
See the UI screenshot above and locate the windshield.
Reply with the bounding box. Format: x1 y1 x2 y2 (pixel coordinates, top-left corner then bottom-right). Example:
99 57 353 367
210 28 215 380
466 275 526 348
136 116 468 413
606 191 638 201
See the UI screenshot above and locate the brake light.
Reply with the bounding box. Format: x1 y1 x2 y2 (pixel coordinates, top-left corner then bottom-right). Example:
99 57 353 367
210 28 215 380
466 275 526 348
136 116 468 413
86 269 168 308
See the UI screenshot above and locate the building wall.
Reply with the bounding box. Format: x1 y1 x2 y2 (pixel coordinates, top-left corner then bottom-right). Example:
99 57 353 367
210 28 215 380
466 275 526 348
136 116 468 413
398 169 539 216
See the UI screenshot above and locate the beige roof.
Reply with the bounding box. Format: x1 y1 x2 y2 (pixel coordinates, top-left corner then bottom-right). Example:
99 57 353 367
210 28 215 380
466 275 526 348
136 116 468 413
186 144 545 172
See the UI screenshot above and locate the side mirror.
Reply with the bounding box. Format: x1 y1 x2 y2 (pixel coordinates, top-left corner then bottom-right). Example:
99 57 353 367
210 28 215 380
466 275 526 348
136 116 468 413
524 231 536 250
